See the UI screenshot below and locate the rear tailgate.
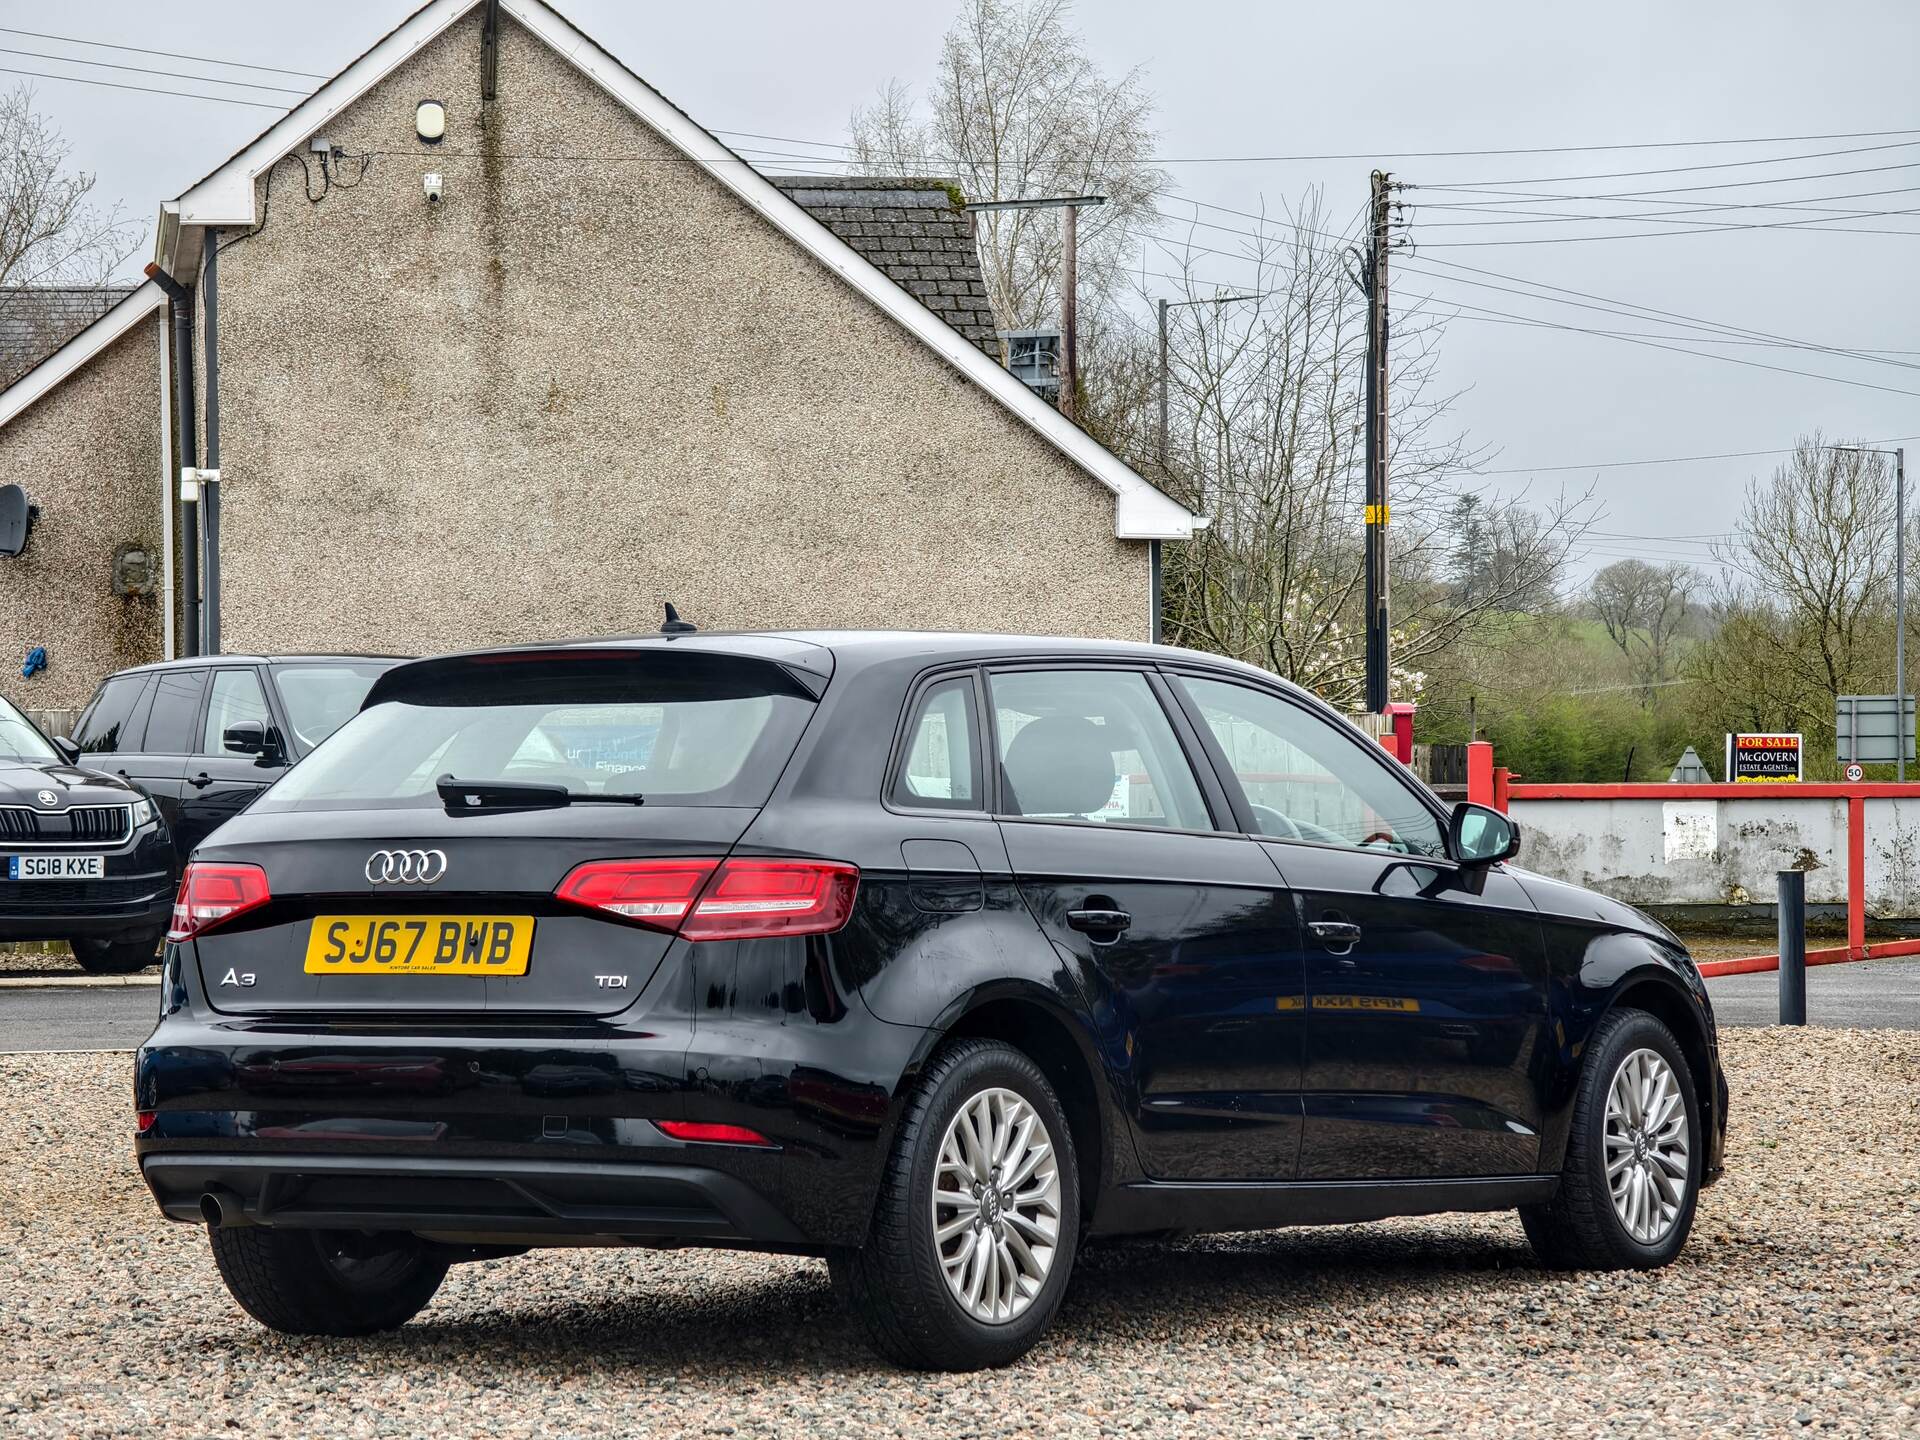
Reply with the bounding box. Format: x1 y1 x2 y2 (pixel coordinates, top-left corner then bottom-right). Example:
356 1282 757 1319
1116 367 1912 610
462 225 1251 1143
186 641 828 1019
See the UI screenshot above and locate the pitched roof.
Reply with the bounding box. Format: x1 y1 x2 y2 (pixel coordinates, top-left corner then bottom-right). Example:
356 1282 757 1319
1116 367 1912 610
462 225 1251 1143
0 282 165 430
0 287 136 387
770 178 1000 360
150 0 1199 541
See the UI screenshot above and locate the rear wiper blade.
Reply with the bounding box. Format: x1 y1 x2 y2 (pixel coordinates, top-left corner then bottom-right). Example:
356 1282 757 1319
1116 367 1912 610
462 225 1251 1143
437 775 568 812
435 775 644 813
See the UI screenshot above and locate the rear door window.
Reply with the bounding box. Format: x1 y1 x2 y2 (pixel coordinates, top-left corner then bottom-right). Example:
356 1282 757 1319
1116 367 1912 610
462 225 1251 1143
893 677 980 809
200 669 271 755
72 674 152 755
988 668 1212 830
143 669 207 754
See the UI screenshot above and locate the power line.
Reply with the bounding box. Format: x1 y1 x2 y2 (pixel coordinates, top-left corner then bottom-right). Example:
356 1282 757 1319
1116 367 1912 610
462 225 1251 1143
1408 180 1920 214
0 44 310 95
0 26 328 79
1407 185 1920 229
715 125 1920 166
1402 288 1920 399
1120 211 1920 376
1464 436 1920 477
1396 254 1920 373
1446 309 1920 355
0 64 287 109
1415 137 1920 189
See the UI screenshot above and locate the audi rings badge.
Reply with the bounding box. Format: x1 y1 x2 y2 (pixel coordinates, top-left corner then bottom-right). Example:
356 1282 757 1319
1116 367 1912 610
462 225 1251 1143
365 848 449 885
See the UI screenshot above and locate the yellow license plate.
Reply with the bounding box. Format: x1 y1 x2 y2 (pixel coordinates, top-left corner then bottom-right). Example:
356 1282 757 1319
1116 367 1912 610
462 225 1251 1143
303 915 535 976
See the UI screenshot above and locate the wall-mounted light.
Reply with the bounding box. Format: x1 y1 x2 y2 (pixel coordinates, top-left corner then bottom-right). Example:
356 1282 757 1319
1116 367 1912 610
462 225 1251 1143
416 100 446 144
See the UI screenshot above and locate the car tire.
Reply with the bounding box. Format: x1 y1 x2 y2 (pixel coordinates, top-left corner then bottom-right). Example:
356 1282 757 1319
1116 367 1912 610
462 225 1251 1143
207 1226 449 1336
69 934 161 974
1521 1006 1702 1270
829 1037 1080 1370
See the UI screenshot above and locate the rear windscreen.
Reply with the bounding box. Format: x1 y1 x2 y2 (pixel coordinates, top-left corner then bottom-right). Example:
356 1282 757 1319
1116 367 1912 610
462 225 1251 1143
251 654 816 812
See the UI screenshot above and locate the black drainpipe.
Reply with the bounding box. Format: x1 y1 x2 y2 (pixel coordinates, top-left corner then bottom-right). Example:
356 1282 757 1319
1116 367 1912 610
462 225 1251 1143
201 228 222 655
142 261 199 657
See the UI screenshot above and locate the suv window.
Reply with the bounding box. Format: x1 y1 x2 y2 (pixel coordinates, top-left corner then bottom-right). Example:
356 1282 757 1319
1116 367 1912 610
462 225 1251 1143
1175 674 1445 856
201 669 272 755
893 677 979 809
989 669 1211 829
72 674 151 755
272 662 388 752
143 669 207 754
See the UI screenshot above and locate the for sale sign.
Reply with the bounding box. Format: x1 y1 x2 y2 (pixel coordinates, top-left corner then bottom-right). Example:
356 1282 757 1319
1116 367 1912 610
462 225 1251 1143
1727 733 1803 783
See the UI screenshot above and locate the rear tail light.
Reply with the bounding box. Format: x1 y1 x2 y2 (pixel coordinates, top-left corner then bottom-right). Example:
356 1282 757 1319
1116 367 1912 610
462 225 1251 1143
656 1121 773 1147
135 1110 156 1134
553 858 720 928
167 862 272 942
555 857 859 941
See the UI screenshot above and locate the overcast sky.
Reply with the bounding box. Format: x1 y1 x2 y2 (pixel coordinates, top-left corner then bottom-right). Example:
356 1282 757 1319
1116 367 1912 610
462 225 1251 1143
11 0 1919 580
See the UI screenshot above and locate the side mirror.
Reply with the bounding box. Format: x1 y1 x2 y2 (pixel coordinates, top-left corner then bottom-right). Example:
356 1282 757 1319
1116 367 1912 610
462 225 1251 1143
1449 802 1520 869
52 735 79 764
223 721 284 764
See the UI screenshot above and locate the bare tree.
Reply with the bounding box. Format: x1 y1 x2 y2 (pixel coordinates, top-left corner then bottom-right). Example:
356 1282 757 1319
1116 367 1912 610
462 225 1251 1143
0 85 143 379
1588 558 1698 699
848 0 1165 341
1710 433 1896 705
1146 195 1592 707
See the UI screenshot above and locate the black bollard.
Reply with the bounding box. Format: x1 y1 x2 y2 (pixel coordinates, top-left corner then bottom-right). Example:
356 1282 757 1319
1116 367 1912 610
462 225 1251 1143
1777 869 1807 1026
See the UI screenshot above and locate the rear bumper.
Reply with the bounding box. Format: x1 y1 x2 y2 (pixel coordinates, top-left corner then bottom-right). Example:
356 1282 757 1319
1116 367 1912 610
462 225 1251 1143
134 991 924 1248
142 1151 806 1244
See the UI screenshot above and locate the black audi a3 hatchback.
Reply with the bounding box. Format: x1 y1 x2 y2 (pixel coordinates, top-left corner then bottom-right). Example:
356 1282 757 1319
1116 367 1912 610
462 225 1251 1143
136 630 1727 1369
0 694 175 972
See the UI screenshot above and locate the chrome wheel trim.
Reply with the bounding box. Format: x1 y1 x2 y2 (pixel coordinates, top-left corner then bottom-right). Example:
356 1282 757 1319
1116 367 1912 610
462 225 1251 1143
1603 1047 1692 1245
931 1086 1062 1325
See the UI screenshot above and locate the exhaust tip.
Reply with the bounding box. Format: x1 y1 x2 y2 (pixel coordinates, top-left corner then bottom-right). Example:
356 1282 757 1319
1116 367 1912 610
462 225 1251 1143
199 1188 249 1228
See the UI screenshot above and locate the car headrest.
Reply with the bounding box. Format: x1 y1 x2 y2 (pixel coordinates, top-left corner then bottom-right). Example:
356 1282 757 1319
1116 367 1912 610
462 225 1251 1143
1002 715 1116 817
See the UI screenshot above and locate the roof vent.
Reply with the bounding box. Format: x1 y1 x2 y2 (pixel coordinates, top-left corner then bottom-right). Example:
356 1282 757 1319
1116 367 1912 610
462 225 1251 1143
1000 328 1060 399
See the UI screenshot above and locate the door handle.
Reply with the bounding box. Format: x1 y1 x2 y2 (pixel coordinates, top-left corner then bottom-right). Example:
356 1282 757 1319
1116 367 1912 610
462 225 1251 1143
1309 919 1362 955
1067 907 1132 937
188 771 213 789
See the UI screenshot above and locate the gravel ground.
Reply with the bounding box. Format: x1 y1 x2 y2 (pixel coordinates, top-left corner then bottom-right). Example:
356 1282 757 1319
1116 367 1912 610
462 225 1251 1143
0 943 85 976
2 1030 1917 1437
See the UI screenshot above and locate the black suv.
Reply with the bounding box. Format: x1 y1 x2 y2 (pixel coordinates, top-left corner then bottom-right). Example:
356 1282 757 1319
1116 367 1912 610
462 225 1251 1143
135 632 1727 1370
65 655 400 869
0 694 175 972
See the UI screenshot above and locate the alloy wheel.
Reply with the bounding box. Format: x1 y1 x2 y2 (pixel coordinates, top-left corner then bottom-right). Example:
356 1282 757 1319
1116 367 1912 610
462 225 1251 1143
1603 1047 1691 1245
930 1087 1063 1324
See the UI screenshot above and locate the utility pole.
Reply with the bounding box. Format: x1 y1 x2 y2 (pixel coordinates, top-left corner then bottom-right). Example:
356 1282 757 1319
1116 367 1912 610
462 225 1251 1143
963 195 1106 419
1828 443 1909 777
1156 290 1264 473
1062 202 1079 422
1361 170 1394 714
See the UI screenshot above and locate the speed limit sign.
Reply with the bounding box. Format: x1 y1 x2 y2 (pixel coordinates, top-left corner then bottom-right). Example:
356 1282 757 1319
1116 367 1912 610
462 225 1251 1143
1846 763 1865 782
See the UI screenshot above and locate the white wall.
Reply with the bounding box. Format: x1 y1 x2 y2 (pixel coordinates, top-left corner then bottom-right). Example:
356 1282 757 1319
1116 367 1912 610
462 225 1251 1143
1510 794 1920 916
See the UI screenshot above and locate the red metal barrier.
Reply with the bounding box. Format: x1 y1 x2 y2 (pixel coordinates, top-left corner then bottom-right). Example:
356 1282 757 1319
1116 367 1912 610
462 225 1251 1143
1506 781 1920 973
